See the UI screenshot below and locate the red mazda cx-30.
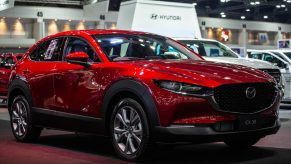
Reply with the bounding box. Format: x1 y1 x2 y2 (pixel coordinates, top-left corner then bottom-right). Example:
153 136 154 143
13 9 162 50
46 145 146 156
8 30 281 161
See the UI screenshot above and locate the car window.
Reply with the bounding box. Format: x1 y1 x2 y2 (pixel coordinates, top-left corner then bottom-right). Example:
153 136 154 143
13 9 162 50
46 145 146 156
16 56 23 61
262 53 285 68
95 34 198 61
282 52 291 60
64 37 100 62
30 38 64 61
270 51 287 61
0 56 4 67
5 57 15 65
179 40 238 58
249 52 263 59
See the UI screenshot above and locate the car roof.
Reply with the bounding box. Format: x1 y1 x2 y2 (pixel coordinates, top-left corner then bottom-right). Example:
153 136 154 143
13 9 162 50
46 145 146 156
173 38 217 42
52 30 154 37
36 30 162 49
267 49 291 53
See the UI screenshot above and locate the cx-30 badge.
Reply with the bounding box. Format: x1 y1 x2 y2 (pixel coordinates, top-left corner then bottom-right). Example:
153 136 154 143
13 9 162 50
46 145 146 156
246 87 256 99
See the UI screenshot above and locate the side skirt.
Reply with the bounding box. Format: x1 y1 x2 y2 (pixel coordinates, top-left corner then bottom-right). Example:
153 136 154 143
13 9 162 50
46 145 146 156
32 107 106 135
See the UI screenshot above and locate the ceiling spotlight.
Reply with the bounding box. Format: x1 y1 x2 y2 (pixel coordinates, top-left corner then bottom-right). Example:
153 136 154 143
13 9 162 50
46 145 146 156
281 4 286 7
255 1 260 4
246 9 250 12
220 12 225 15
263 15 268 19
276 5 281 8
241 16 246 19
221 15 226 18
287 0 291 3
250 2 255 5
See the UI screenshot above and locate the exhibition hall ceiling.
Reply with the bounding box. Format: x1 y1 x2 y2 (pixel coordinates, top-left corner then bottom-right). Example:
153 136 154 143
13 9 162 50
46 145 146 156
14 0 291 23
192 0 291 23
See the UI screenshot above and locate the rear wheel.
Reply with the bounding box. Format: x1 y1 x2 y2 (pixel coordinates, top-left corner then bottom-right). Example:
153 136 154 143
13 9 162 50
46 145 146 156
224 136 261 148
110 98 152 161
10 95 42 142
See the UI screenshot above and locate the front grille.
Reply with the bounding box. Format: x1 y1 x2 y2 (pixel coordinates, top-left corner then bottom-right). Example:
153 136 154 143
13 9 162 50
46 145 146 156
214 83 276 114
260 69 281 84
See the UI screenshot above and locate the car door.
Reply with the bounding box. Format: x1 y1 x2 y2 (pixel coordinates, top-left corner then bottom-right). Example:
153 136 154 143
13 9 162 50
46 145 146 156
23 38 65 109
53 36 101 116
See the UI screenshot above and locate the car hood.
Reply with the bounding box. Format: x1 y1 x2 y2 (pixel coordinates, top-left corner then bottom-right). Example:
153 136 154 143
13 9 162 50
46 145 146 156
204 57 278 69
125 59 274 88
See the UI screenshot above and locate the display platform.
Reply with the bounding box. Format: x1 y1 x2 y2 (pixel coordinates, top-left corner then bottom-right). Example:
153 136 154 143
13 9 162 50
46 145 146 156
0 107 290 163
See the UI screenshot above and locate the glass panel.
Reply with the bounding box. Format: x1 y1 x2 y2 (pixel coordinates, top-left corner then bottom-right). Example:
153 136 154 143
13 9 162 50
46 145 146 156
95 34 200 61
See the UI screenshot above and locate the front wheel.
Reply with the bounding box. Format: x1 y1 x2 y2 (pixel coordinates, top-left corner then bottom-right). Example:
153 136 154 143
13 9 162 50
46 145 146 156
10 95 42 142
224 136 261 149
110 98 152 161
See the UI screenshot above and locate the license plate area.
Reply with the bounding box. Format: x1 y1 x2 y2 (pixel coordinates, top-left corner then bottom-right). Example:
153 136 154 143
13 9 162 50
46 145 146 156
238 115 262 131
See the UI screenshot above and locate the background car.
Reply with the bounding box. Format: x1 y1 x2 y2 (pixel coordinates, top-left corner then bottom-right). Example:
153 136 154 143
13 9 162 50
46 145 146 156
8 30 281 161
177 39 281 80
247 49 291 105
176 38 284 95
0 53 23 103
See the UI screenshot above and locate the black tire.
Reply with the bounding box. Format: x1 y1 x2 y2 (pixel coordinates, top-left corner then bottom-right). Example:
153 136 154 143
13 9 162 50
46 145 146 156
224 136 261 149
9 95 42 142
110 98 152 161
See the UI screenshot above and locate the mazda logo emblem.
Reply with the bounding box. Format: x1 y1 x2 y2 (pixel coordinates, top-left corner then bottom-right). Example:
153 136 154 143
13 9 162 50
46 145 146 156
245 87 256 99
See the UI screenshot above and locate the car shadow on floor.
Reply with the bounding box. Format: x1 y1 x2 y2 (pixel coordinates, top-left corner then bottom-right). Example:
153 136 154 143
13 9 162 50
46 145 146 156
36 133 278 164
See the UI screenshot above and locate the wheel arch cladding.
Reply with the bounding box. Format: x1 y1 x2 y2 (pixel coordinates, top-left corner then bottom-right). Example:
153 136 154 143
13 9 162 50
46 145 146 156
8 78 33 113
101 79 160 130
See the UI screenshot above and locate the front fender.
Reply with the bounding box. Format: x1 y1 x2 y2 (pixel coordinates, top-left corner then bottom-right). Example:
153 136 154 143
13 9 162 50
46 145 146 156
100 79 160 127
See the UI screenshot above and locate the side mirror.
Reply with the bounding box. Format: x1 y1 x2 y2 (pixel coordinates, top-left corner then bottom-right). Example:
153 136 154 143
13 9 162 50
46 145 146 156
66 52 90 67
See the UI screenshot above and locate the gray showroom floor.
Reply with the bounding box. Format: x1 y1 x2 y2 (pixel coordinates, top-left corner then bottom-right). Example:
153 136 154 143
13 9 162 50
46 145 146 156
0 104 291 164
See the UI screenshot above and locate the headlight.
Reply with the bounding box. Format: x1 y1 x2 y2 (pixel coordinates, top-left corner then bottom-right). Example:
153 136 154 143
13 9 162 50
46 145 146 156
154 80 213 96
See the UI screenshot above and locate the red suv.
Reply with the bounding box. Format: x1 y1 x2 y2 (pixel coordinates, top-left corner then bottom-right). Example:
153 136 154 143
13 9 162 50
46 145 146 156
8 30 281 161
0 53 23 102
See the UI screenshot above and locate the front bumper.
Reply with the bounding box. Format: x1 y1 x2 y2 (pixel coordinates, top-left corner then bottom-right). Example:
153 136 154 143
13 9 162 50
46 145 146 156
153 118 280 143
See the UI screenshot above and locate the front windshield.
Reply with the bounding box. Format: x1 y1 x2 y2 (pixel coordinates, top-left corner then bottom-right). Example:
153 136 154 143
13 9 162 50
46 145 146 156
270 51 288 61
283 52 291 60
179 40 239 58
94 34 201 61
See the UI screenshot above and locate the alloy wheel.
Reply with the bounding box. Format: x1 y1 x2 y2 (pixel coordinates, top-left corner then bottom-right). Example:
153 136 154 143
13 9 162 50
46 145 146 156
113 105 143 155
11 100 28 137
